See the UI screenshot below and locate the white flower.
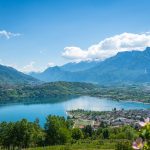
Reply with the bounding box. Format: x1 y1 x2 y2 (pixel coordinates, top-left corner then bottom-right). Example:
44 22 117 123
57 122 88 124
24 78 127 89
139 118 150 127
132 138 144 150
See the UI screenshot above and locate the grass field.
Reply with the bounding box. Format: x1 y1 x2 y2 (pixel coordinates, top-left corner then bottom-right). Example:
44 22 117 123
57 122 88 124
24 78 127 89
28 140 118 150
73 119 94 128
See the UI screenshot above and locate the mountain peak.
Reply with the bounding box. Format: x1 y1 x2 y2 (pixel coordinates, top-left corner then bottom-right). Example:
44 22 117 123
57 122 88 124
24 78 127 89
0 64 40 86
144 47 150 55
44 66 62 73
145 47 150 50
30 47 150 84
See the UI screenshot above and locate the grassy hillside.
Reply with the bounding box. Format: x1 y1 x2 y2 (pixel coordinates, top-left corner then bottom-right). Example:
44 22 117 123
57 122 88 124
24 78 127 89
1 81 150 103
0 81 99 102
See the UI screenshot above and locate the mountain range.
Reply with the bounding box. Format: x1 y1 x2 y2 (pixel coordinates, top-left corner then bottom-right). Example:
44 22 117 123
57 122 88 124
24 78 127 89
61 61 100 72
1 47 150 86
0 64 39 86
30 47 150 85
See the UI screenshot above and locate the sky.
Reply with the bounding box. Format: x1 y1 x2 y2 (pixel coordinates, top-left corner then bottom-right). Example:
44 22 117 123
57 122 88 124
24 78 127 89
0 0 150 72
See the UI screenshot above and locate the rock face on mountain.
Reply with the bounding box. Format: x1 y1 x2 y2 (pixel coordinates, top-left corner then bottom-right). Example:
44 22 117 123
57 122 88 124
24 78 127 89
0 65 39 85
30 47 150 85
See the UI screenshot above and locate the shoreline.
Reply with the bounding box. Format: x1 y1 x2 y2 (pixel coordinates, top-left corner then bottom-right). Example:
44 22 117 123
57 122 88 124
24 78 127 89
94 95 150 104
0 95 150 106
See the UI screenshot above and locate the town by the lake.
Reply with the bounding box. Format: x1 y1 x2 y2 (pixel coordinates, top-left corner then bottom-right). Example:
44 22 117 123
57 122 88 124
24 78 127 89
67 109 150 129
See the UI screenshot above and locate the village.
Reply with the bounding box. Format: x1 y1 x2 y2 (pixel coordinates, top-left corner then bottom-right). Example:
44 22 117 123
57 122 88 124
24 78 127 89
67 109 150 129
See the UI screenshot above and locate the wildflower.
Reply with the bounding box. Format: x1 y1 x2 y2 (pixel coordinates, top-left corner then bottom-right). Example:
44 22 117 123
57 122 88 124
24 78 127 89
132 138 144 150
139 118 150 127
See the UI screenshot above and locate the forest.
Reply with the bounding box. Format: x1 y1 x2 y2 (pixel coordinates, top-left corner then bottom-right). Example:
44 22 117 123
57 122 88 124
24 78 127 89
0 115 149 150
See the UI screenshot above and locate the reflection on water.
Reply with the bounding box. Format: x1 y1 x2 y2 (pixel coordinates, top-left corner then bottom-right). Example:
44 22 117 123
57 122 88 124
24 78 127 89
0 95 77 105
0 96 150 126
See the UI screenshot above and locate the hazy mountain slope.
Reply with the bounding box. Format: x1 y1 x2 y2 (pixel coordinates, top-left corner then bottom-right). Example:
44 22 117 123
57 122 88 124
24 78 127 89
30 47 150 84
30 66 75 82
30 61 100 82
83 47 150 84
0 64 40 85
61 61 100 72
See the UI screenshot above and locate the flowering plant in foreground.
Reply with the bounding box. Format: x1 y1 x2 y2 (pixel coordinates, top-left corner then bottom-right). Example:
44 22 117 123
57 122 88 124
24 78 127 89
139 118 150 127
132 118 150 150
132 138 144 150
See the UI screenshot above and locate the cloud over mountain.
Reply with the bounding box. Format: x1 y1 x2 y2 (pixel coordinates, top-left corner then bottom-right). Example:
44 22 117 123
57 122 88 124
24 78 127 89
62 32 150 62
20 61 55 73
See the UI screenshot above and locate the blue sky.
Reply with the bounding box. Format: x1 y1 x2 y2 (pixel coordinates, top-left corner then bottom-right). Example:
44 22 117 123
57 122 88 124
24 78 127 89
0 0 150 72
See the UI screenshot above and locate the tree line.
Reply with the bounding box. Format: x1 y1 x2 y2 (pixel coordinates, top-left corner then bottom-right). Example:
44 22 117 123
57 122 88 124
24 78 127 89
0 115 141 149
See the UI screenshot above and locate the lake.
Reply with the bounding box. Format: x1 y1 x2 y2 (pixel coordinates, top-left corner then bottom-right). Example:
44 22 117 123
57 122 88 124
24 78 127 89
0 96 150 125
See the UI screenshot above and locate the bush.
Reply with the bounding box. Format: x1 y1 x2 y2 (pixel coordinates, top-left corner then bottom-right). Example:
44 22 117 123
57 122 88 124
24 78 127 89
71 128 83 140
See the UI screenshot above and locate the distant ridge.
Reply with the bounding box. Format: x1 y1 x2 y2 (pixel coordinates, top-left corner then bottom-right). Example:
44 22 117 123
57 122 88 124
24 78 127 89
61 61 100 72
0 64 40 86
30 47 150 84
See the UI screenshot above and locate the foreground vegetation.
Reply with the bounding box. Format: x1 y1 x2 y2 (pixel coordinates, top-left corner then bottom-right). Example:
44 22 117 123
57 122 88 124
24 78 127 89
27 140 126 150
1 81 150 103
0 115 149 150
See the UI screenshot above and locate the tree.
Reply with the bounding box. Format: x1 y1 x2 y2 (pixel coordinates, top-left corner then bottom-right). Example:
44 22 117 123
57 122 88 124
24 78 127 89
83 125 93 138
0 119 45 149
102 128 109 139
100 121 107 128
0 122 15 149
71 128 83 140
58 128 71 144
45 115 70 145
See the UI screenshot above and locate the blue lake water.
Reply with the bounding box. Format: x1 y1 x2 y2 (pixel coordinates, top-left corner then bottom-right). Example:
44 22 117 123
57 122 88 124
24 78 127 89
0 96 150 125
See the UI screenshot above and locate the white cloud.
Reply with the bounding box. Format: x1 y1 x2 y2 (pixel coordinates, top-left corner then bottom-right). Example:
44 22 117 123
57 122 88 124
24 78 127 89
1 61 36 73
62 32 150 62
0 59 55 73
0 30 21 39
21 61 55 73
0 61 19 70
22 61 37 73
